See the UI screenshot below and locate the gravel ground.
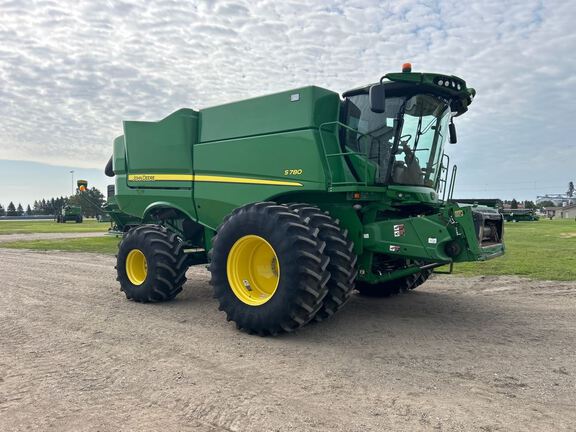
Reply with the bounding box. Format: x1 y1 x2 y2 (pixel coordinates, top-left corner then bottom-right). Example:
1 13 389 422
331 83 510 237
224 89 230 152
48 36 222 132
0 232 106 242
0 248 574 431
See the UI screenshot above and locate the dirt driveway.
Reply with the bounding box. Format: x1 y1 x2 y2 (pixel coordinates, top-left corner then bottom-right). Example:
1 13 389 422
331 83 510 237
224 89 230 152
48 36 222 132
0 232 105 242
1 248 574 431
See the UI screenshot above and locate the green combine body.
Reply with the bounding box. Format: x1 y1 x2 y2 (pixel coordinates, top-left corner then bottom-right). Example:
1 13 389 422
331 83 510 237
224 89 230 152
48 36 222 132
102 185 141 234
106 65 505 335
56 205 83 223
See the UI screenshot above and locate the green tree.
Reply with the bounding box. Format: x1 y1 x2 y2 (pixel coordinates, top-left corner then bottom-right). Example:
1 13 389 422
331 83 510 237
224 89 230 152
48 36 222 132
539 200 555 208
26 204 32 215
16 203 24 216
567 181 574 197
0 204 5 216
510 198 518 209
6 201 16 216
523 200 536 209
47 198 55 215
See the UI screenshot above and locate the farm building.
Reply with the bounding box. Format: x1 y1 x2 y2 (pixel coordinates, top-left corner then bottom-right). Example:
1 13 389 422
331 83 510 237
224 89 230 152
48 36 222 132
543 204 576 220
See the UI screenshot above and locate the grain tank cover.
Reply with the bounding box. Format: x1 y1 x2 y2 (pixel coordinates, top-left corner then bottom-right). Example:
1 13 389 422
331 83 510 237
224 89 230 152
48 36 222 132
124 108 199 177
199 86 340 143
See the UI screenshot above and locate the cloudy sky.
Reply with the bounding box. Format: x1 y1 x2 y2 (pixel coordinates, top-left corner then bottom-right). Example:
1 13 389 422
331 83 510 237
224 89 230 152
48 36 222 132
1 0 575 206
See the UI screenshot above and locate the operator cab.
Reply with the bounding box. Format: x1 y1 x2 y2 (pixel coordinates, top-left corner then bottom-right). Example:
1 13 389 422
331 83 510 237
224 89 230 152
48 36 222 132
340 65 474 190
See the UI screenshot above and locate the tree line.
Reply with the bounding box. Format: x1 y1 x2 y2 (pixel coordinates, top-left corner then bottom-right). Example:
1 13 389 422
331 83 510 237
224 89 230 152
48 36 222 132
504 199 537 209
0 187 106 218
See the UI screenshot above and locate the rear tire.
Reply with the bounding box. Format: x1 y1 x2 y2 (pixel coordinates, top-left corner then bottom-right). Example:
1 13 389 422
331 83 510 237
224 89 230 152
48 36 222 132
210 202 330 335
288 204 357 322
117 224 188 302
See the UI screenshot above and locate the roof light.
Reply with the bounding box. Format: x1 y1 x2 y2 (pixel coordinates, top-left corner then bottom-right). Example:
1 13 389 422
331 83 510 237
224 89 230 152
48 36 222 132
402 63 412 73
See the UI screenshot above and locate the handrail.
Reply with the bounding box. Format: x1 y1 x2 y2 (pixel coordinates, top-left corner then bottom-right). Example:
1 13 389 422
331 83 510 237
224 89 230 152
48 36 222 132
318 121 371 187
448 164 458 201
440 153 450 202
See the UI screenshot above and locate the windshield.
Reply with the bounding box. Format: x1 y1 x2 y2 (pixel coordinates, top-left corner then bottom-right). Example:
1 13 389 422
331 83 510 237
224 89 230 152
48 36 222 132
342 93 451 187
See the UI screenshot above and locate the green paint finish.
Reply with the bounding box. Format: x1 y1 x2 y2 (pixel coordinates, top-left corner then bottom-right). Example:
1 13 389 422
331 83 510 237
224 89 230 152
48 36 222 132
194 129 327 187
200 87 340 142
62 205 81 217
109 69 504 286
58 205 82 222
115 174 196 222
364 214 453 261
124 108 198 186
112 135 126 174
385 185 440 206
102 195 141 233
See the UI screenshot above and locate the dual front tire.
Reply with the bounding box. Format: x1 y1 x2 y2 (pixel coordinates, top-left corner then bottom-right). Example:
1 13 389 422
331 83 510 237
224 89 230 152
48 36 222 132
210 202 357 335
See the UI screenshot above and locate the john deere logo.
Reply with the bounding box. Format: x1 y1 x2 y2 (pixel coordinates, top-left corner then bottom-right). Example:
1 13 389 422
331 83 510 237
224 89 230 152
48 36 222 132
131 175 156 181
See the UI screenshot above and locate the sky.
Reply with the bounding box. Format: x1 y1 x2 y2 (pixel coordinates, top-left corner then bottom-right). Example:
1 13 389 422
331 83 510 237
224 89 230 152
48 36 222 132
0 0 575 207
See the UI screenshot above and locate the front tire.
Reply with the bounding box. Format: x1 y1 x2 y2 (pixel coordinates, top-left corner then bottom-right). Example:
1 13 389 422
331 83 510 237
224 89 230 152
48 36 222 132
117 224 188 302
210 202 330 335
288 204 357 322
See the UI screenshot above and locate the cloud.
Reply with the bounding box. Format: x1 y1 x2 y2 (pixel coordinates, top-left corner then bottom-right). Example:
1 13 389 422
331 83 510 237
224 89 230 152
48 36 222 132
0 0 574 199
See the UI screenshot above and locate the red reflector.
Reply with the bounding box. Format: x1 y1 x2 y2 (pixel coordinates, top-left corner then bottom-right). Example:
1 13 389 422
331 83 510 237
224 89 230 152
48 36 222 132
402 63 412 73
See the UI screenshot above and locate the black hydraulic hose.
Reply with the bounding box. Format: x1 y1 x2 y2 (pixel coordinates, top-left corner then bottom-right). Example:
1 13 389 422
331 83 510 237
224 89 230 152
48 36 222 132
104 156 114 177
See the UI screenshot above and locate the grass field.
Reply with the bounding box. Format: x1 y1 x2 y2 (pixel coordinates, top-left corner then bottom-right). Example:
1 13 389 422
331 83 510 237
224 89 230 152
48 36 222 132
0 236 120 254
0 220 109 234
0 219 575 281
448 218 576 281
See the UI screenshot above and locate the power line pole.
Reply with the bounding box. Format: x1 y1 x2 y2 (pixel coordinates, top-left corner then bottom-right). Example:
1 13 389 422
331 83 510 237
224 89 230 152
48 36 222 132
70 170 74 195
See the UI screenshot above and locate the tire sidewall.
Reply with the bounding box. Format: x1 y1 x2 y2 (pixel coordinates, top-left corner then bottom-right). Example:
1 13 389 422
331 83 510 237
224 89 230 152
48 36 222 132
117 229 160 299
212 210 307 327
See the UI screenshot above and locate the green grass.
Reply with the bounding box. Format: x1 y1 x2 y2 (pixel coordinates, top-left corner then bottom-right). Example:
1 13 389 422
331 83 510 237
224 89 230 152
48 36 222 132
448 219 576 281
0 236 119 254
0 219 109 234
1 219 575 281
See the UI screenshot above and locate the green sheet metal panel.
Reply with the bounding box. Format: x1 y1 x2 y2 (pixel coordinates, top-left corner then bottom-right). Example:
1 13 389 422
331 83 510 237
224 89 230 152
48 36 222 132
193 129 329 229
199 86 340 142
112 135 126 175
124 108 198 188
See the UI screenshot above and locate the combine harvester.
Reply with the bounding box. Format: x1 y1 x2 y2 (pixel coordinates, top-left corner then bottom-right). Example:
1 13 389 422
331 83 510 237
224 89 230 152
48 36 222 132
105 64 505 335
500 209 539 222
55 205 83 223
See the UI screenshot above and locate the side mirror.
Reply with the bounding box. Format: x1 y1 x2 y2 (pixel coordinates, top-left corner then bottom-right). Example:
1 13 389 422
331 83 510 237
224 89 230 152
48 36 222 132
369 84 386 113
449 120 457 144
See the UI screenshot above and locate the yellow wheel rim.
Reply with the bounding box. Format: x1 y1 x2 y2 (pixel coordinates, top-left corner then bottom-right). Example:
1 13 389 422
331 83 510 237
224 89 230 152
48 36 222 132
126 249 148 285
226 235 280 306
